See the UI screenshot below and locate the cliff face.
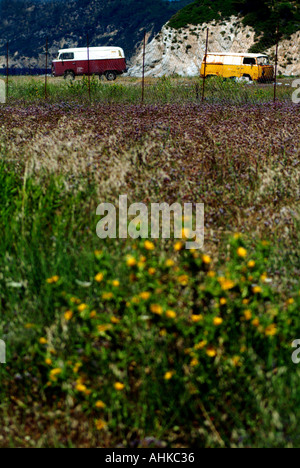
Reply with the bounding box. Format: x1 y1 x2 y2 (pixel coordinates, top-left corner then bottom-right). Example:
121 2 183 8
0 0 192 70
128 16 300 77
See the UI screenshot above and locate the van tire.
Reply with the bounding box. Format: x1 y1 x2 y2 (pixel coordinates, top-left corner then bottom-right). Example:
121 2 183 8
105 71 117 81
64 71 75 80
242 74 252 82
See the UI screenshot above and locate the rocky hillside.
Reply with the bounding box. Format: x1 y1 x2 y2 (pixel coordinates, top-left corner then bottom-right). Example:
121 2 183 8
0 0 192 70
128 16 300 77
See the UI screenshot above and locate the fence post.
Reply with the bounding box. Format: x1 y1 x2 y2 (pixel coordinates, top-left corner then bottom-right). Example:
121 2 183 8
274 25 279 104
45 37 48 100
202 28 209 102
87 33 91 102
6 42 9 101
142 32 146 104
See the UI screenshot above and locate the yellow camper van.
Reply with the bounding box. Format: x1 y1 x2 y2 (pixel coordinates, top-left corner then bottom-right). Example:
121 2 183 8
200 53 274 82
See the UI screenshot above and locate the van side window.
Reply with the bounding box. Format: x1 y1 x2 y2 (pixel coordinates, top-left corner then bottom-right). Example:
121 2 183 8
243 57 256 65
60 53 74 60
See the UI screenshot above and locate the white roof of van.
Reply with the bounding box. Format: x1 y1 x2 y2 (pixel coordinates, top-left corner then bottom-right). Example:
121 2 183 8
58 47 124 53
207 52 268 57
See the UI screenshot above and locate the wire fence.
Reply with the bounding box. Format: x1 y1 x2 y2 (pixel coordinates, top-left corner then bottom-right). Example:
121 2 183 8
1 27 298 106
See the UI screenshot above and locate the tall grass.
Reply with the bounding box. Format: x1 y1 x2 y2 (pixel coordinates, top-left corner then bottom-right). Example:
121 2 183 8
5 75 295 104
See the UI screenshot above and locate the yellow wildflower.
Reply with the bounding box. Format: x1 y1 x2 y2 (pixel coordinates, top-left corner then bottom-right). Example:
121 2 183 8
95 273 104 283
112 280 120 287
114 382 125 391
166 310 177 319
95 400 106 409
78 303 88 312
194 340 207 350
126 256 137 267
140 291 151 300
102 292 113 300
165 259 175 267
144 240 155 251
76 384 87 393
39 337 47 345
174 242 183 252
50 368 62 381
237 247 247 258
207 270 216 278
213 317 223 326
260 273 268 282
206 347 217 358
220 298 227 306
111 316 120 324
45 358 52 366
148 267 156 275
97 324 112 333
25 323 35 329
232 356 241 367
178 274 189 286
252 318 260 327
150 304 163 315
244 310 252 321
248 260 256 268
220 279 235 291
265 324 277 337
202 254 212 264
190 358 199 367
95 419 107 431
252 286 262 294
164 371 174 381
90 310 97 319
64 310 73 321
46 275 60 284
191 314 203 323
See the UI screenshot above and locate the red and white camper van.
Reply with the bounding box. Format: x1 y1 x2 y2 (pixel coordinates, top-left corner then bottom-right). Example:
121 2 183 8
52 47 127 81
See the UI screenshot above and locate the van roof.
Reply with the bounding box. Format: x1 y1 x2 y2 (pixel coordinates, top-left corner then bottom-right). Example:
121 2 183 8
58 47 124 53
207 52 268 58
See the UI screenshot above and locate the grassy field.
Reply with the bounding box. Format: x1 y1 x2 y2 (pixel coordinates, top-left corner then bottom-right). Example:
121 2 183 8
0 77 299 447
2 74 296 104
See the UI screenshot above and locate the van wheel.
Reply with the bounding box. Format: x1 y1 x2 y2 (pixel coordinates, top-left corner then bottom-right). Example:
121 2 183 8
105 71 117 81
64 71 75 80
242 74 252 82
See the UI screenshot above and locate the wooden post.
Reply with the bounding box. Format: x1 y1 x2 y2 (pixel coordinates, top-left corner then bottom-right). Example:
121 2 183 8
202 28 209 102
6 42 9 101
142 32 146 103
87 33 91 102
273 25 279 104
45 37 48 99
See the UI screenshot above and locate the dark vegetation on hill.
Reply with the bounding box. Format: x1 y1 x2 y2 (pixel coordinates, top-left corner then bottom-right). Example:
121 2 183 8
168 0 300 51
0 0 192 62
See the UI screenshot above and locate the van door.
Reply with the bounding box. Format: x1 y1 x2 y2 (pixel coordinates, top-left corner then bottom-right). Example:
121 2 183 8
242 57 257 80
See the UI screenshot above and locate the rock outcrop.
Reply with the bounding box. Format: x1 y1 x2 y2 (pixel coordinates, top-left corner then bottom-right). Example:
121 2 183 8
128 16 300 77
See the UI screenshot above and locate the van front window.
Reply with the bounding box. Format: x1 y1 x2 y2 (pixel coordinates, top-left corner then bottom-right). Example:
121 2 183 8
257 56 269 65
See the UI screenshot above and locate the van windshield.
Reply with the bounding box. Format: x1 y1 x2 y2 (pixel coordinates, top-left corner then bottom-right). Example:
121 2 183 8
59 53 74 60
257 56 269 65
